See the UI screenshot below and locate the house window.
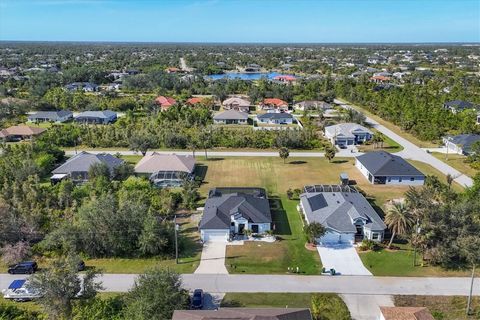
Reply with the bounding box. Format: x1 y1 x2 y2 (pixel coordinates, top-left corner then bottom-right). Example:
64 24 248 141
410 177 415 181
231 222 235 227
399 178 403 182
372 233 379 240
387 177 391 182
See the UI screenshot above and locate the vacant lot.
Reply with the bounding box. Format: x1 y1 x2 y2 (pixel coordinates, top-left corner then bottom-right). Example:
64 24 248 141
395 295 480 320
431 152 478 178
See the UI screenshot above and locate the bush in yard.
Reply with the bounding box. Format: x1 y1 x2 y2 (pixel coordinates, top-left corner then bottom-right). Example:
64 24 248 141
1 241 31 265
359 239 380 251
293 188 302 199
303 222 326 244
311 293 350 320
286 188 294 200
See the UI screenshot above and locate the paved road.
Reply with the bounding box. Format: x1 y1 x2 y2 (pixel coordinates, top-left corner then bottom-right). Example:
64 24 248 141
334 99 473 187
2 274 478 295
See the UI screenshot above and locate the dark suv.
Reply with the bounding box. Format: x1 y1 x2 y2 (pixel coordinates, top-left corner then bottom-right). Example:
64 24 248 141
191 289 204 309
8 261 38 274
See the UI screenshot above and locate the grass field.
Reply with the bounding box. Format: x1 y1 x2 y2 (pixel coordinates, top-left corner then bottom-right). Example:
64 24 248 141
337 98 438 148
408 160 464 192
358 130 404 153
394 295 480 320
359 243 470 277
431 152 478 178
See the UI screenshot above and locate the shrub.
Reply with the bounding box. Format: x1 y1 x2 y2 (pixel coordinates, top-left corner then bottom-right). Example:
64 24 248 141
359 239 380 251
311 293 350 320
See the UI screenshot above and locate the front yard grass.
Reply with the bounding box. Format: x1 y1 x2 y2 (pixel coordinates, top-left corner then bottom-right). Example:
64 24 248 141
359 243 470 277
430 152 478 178
394 295 480 320
357 132 404 153
225 196 322 274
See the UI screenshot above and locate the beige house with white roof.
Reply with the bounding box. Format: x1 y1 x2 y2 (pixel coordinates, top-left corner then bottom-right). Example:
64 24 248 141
134 153 196 187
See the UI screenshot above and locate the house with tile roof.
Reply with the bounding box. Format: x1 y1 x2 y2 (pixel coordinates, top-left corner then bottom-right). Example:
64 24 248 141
222 97 251 112
199 187 272 242
300 184 386 244
155 96 177 111
380 307 434 320
355 151 425 185
134 153 196 187
0 125 46 141
259 98 289 112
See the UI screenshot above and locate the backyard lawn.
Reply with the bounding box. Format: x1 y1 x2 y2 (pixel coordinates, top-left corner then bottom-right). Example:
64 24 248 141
359 243 470 277
394 295 480 320
431 152 478 178
221 292 350 320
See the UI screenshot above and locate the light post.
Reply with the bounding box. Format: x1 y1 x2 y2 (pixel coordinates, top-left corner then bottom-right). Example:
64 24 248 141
174 215 179 264
413 225 421 267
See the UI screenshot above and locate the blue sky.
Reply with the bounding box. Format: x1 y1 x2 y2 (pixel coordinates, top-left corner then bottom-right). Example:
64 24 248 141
0 0 479 43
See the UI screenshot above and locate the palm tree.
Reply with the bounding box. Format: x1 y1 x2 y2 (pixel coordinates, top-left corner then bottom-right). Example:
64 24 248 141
385 202 415 248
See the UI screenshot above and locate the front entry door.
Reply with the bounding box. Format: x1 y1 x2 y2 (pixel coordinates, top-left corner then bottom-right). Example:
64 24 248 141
238 224 245 234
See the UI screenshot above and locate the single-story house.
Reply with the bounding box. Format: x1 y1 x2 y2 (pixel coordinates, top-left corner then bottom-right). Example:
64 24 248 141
213 110 249 125
65 82 98 92
299 184 386 244
259 98 288 112
134 153 195 187
0 125 46 141
443 100 476 114
199 187 272 242
324 123 373 146
74 110 117 124
355 151 425 185
186 97 205 105
172 308 312 320
256 113 294 125
28 110 73 123
379 307 434 320
51 151 125 183
222 97 251 112
293 100 331 111
155 96 177 111
443 134 480 155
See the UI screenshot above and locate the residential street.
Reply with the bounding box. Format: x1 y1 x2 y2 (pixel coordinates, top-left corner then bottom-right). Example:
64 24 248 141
334 99 474 187
1 273 478 295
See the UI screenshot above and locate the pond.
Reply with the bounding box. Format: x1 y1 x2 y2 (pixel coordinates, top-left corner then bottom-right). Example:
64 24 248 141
207 72 290 81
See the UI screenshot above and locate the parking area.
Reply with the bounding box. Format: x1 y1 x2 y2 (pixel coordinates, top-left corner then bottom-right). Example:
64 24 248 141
194 241 228 274
316 243 372 276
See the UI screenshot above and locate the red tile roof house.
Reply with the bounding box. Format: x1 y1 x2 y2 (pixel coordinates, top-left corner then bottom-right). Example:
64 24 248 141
274 75 297 83
260 98 289 112
370 75 391 84
186 97 205 105
154 96 177 111
0 125 46 141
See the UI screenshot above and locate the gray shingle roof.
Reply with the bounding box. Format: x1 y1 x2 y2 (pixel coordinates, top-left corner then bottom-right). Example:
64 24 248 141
356 151 425 177
444 100 475 110
213 110 249 121
300 186 386 233
75 110 117 119
257 113 293 120
200 188 272 230
28 110 73 121
52 151 124 175
325 123 373 139
445 134 480 154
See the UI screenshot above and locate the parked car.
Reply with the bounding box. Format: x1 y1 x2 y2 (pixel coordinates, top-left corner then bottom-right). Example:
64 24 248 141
2 280 43 302
191 289 204 309
77 260 86 271
7 261 38 274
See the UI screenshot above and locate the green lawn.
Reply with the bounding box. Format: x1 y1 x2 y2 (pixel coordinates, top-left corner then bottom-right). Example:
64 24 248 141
359 244 470 277
408 160 464 192
221 293 350 320
394 295 480 320
225 196 322 274
358 130 404 153
431 152 478 178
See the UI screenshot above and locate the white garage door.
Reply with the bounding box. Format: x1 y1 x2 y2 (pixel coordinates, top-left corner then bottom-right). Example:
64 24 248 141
318 231 354 244
202 230 229 242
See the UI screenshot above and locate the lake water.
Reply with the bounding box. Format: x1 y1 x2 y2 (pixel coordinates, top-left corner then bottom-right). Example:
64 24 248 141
207 72 287 81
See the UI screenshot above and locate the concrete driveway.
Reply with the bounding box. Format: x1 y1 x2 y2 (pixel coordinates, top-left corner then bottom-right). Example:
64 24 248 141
317 243 372 276
341 294 394 320
194 241 228 274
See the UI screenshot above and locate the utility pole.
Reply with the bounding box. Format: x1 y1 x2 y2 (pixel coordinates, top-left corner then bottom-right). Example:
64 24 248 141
174 215 179 264
466 264 476 316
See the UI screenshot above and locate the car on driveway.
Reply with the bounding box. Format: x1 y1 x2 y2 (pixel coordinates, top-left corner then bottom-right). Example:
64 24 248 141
2 279 43 302
7 261 38 274
191 289 204 309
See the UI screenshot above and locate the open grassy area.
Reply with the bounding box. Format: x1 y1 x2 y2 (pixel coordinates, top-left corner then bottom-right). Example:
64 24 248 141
431 152 478 178
337 98 437 148
357 131 404 153
221 293 350 320
394 295 480 320
408 160 464 192
359 243 470 277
